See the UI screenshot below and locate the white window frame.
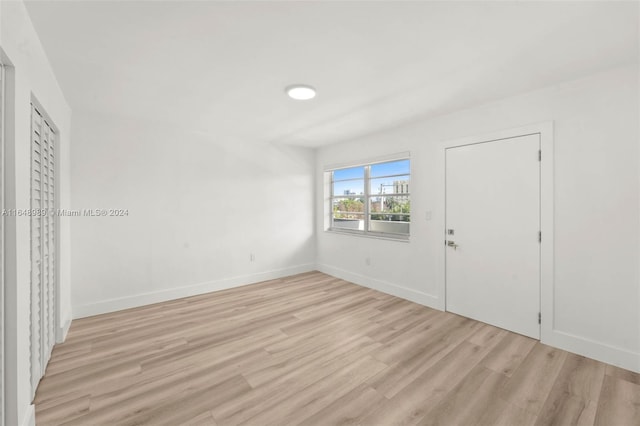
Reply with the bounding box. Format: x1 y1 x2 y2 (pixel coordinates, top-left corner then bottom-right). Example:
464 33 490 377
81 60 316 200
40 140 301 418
326 155 411 241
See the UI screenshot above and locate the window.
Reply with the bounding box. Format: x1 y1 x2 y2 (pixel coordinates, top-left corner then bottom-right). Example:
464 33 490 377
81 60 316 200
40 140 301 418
328 158 410 239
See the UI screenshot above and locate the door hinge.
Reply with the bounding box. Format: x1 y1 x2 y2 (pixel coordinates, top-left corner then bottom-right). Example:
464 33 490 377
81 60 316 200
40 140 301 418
538 312 541 324
538 150 542 161
538 231 542 243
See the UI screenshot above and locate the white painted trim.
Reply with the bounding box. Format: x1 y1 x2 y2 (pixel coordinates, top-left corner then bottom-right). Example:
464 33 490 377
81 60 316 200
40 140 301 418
316 263 440 309
546 330 640 373
73 263 316 319
435 122 553 333
20 405 34 426
537 122 555 347
56 316 70 344
324 229 410 243
0 62 5 426
430 122 639 373
323 151 410 171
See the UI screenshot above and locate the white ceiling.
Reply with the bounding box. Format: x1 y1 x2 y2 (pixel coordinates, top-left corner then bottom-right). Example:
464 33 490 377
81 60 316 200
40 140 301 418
25 1 639 147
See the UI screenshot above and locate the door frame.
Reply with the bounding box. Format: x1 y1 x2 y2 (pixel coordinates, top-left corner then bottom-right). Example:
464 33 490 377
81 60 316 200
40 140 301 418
435 122 554 342
0 61 5 426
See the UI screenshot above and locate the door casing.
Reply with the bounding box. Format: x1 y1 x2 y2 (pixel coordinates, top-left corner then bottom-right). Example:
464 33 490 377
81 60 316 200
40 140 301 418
435 122 554 343
0 61 5 426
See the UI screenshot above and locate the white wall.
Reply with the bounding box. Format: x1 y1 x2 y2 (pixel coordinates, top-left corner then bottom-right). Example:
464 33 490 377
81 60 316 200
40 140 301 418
0 1 72 425
70 110 315 318
316 65 640 372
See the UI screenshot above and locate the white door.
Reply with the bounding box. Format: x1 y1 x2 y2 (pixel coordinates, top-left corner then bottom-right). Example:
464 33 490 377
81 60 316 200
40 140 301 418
445 134 540 339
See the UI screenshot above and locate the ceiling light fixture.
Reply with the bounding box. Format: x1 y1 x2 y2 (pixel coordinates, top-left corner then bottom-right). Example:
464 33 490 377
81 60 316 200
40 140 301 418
285 85 316 100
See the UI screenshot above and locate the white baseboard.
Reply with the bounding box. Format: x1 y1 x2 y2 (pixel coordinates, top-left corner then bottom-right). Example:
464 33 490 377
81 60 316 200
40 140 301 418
73 263 316 319
56 315 71 343
317 263 639 373
71 262 639 374
21 405 35 426
544 329 640 373
316 263 442 310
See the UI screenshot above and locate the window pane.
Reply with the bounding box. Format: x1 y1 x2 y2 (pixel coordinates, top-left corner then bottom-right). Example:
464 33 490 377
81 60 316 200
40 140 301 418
369 216 410 234
369 196 410 219
370 175 410 195
369 192 410 235
332 197 365 231
333 179 364 196
370 159 410 178
369 212 410 221
332 213 365 231
333 197 365 216
333 166 364 181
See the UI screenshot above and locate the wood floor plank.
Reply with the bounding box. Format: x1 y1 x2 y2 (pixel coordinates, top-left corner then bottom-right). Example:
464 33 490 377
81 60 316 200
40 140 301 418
90 348 270 413
367 316 496 400
35 393 90 426
534 354 605 426
605 364 640 385
241 355 388 426
477 397 539 426
179 410 218 426
594 375 640 426
33 271 640 426
417 365 506 426
119 375 252 426
498 343 568 416
357 339 501 426
212 337 383 425
478 331 536 377
297 383 386 426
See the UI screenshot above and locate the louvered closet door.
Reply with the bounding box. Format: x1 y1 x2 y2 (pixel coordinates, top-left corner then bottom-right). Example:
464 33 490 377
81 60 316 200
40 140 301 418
30 107 42 393
44 121 56 363
41 116 55 364
30 105 56 397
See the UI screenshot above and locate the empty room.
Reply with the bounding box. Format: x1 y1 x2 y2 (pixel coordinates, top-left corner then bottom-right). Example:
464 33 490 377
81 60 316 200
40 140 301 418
1 0 639 425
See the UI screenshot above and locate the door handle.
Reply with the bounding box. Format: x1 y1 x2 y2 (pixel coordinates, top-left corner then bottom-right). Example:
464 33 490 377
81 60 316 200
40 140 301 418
447 240 458 250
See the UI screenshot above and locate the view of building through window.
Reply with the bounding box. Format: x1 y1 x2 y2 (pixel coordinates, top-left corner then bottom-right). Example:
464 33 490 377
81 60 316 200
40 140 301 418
330 159 410 237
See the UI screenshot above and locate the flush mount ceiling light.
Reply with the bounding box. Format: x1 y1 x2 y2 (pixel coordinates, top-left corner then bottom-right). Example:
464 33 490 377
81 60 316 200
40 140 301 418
285 85 316 100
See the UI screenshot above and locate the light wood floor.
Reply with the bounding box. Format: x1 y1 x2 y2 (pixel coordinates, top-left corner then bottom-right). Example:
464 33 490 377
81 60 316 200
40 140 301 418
35 271 639 426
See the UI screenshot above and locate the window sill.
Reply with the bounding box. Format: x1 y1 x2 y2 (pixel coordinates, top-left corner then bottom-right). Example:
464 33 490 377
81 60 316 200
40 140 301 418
325 228 410 243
